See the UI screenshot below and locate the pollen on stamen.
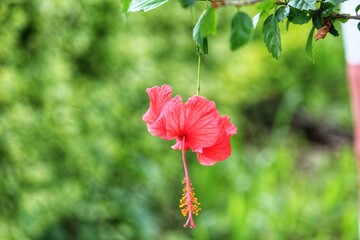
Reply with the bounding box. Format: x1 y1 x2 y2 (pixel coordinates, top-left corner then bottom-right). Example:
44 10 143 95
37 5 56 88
179 178 201 218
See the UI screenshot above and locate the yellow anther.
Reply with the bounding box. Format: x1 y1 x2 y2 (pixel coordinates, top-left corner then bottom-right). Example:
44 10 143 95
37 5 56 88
179 178 201 217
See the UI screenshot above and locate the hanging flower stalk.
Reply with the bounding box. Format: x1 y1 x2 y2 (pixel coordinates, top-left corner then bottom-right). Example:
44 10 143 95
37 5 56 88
142 84 237 228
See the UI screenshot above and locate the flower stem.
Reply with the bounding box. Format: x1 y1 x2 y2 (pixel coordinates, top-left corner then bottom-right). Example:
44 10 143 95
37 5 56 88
196 53 202 96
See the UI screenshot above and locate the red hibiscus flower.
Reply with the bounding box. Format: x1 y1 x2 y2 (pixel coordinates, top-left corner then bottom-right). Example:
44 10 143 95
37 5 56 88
142 84 237 228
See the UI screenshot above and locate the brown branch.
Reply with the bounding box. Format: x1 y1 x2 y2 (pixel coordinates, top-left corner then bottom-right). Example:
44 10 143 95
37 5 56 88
222 0 289 6
208 0 286 7
221 0 261 7
329 13 360 20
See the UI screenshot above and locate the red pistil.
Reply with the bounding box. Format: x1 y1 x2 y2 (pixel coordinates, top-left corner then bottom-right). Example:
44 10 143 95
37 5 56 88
179 137 201 228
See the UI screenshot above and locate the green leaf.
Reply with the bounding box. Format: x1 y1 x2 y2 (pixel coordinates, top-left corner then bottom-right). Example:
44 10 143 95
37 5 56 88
321 2 336 17
193 8 216 54
288 0 316 11
276 5 290 21
338 15 349 23
253 13 260 28
356 4 360 15
305 26 315 62
286 18 290 31
288 7 312 25
200 8 217 36
358 22 360 31
263 14 281 59
230 12 253 50
122 0 132 13
258 0 278 17
325 0 347 5
329 22 339 36
312 11 323 29
128 0 169 12
178 0 195 8
193 13 208 54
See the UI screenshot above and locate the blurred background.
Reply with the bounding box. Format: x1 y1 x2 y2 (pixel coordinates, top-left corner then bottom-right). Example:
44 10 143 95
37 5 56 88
0 0 358 239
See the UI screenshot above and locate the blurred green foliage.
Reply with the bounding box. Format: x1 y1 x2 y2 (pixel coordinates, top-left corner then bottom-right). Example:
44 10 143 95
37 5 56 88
0 0 357 239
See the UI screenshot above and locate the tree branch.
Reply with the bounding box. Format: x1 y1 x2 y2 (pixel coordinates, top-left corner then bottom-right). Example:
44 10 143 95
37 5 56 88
221 0 261 7
203 0 291 7
329 13 360 20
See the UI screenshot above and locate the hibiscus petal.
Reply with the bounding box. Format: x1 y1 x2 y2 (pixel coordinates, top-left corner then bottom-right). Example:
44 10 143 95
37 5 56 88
142 84 172 125
196 116 237 166
148 96 182 140
142 85 182 140
196 138 231 165
166 96 221 149
196 154 222 166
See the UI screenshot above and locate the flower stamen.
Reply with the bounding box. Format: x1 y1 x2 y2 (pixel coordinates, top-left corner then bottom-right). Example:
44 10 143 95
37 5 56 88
179 178 201 228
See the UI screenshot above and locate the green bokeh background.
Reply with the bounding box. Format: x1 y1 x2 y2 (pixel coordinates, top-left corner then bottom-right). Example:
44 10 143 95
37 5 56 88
0 0 357 239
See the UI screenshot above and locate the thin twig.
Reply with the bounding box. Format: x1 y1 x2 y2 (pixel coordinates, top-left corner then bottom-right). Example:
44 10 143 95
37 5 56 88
222 0 261 7
329 13 360 20
197 0 287 6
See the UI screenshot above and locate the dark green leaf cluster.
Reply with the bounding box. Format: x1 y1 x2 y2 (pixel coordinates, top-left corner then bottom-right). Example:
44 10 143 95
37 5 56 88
262 0 350 60
127 0 360 60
